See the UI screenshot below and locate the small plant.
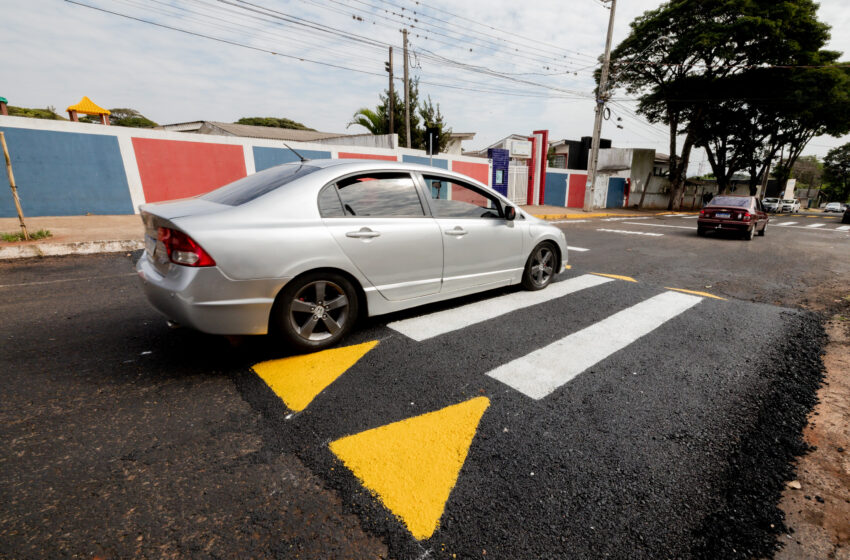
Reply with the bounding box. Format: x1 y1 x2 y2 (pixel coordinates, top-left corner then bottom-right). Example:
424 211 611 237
1 229 52 242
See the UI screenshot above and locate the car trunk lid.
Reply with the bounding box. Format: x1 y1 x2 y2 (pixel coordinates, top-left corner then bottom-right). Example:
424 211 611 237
139 198 229 275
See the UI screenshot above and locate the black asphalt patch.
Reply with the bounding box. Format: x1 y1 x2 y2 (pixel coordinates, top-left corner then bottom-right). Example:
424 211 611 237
234 273 827 559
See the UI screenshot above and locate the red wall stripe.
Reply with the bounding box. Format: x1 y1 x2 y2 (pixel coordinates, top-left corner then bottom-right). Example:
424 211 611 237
133 138 246 203
338 152 398 161
567 174 587 208
451 160 490 185
533 130 549 204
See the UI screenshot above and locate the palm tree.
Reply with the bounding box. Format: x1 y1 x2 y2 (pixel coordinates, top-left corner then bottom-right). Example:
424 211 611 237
347 107 385 134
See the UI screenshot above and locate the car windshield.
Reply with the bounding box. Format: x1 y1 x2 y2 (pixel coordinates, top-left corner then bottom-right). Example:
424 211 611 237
201 163 320 206
708 196 751 208
782 199 795 203
764 198 778 203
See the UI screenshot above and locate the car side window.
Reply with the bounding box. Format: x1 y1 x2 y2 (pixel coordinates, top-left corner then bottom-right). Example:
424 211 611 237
334 172 425 217
423 174 502 219
318 184 345 217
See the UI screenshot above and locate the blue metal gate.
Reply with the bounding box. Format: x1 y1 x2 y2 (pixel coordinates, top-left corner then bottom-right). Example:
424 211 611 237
606 177 626 208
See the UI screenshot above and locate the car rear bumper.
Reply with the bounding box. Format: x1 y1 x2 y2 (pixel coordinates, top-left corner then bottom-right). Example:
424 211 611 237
697 219 751 232
136 255 288 335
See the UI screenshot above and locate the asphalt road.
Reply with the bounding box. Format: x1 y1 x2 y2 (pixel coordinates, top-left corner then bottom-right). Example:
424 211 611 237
0 211 842 559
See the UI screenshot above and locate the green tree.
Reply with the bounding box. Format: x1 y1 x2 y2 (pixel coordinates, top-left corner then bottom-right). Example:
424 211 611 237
609 0 850 207
108 108 158 128
822 144 850 202
791 155 823 190
348 78 451 151
236 117 315 130
418 95 451 153
7 105 66 120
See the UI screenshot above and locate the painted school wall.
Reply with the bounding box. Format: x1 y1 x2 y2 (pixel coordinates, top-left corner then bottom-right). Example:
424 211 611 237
0 115 492 217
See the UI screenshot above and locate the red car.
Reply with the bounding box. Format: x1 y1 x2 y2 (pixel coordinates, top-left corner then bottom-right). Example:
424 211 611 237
697 195 769 240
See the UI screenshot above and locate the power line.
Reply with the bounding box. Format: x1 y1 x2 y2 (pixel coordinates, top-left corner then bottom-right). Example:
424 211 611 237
405 0 599 62
65 0 598 103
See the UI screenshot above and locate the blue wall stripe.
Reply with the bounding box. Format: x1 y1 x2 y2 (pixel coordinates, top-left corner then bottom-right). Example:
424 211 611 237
544 172 569 207
253 146 332 171
401 154 449 169
0 127 134 217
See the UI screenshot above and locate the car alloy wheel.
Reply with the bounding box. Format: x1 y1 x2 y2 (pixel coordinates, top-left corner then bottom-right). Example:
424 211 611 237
522 242 556 291
276 272 358 351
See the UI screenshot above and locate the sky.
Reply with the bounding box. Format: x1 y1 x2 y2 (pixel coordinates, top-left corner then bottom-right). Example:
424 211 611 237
3 0 850 176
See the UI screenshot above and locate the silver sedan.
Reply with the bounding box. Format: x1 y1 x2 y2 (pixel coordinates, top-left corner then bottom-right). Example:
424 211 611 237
136 159 568 351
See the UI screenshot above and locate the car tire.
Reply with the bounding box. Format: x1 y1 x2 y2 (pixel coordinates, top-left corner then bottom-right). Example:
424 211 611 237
745 225 756 241
274 271 359 352
758 223 766 236
522 242 557 291
697 227 706 237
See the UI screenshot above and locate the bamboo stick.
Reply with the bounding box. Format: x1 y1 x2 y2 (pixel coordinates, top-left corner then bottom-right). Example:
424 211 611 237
0 131 29 240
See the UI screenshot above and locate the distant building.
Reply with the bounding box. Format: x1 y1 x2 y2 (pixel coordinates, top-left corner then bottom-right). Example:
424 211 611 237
158 120 398 149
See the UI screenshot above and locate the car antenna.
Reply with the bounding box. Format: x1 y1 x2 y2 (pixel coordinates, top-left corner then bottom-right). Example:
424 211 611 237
283 143 309 162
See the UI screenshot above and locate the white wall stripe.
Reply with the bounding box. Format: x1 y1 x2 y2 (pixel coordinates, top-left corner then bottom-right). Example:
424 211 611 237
116 135 146 212
388 274 614 342
486 291 704 399
242 144 256 176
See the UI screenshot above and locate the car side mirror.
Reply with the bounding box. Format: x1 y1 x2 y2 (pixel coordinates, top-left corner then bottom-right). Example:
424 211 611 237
505 206 517 221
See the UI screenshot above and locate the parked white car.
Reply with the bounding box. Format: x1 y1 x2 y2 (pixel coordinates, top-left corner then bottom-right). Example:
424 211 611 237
780 199 800 213
824 202 845 212
762 197 782 212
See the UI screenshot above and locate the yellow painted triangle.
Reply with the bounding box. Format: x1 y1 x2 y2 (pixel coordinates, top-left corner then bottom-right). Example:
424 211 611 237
252 340 378 412
329 396 490 540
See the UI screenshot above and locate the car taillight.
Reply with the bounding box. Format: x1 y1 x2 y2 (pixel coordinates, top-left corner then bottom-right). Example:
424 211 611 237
740 212 751 221
157 227 216 267
699 209 705 216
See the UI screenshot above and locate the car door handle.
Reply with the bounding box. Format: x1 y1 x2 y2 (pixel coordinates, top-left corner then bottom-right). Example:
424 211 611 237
346 228 381 239
444 227 468 236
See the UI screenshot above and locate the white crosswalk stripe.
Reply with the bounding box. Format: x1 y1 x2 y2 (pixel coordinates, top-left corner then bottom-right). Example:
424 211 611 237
486 291 704 399
568 246 590 252
775 222 797 226
388 274 614 342
623 221 692 230
837 225 850 231
807 223 826 228
597 228 664 237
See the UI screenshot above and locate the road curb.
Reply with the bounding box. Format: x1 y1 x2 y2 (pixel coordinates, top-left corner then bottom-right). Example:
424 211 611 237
0 239 143 260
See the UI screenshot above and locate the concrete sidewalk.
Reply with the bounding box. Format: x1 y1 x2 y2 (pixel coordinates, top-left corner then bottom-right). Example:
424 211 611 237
0 207 696 260
0 215 143 259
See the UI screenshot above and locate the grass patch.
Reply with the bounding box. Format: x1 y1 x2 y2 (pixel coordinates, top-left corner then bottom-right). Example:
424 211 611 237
1 229 52 242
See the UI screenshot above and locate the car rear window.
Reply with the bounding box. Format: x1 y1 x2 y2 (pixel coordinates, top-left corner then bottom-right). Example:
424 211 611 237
708 196 751 208
201 163 319 206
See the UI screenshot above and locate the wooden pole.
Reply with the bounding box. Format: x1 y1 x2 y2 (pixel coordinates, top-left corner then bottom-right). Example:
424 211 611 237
1 131 29 240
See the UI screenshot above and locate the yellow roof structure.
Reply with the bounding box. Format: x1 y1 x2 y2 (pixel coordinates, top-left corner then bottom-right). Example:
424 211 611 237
66 96 110 115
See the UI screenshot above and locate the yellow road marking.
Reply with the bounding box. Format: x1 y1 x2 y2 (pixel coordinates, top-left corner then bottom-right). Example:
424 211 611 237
664 287 727 300
591 272 637 283
329 397 490 540
252 340 378 412
564 264 572 270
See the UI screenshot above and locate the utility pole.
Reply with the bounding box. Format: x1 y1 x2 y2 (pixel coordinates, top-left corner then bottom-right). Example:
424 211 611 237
583 0 617 211
403 28 411 149
385 46 394 137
